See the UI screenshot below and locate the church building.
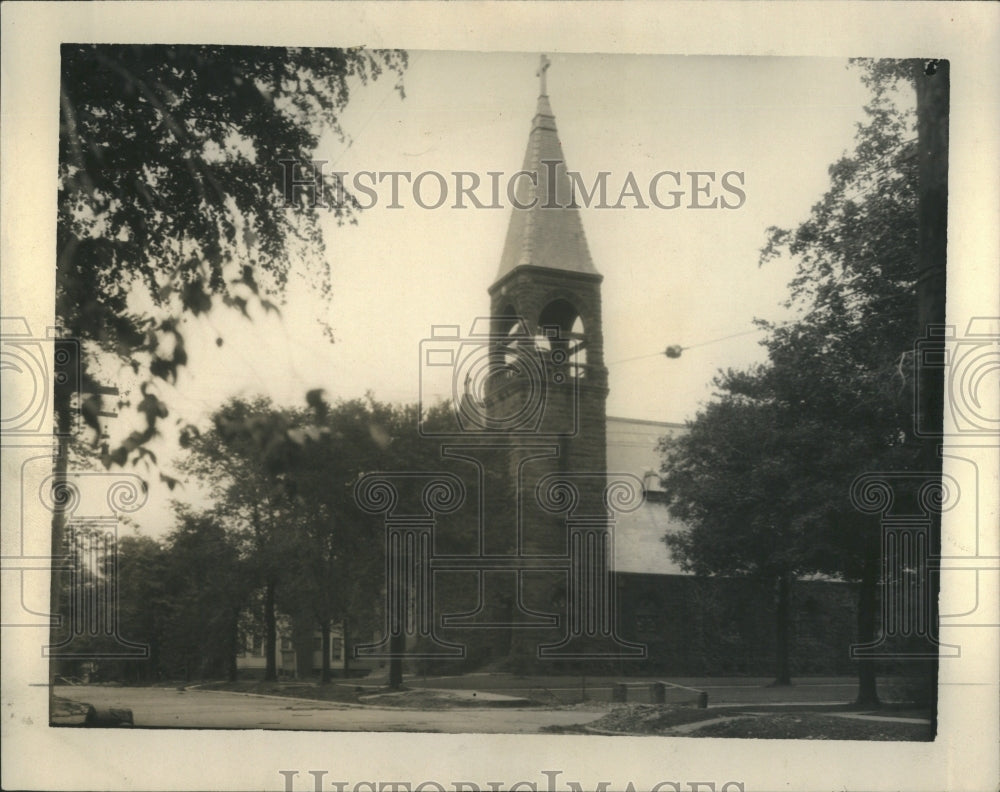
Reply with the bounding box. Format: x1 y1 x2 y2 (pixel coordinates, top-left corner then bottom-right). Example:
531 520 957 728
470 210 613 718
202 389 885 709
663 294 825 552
446 57 859 677
238 59 859 681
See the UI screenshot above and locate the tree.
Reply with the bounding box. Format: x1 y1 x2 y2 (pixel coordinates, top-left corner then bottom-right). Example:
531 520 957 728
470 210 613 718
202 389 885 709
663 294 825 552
179 397 302 681
911 57 949 728
158 511 249 681
58 45 407 456
275 397 388 683
51 44 407 687
759 59 940 707
179 394 432 684
48 523 123 678
658 380 830 685
275 396 464 685
660 60 930 702
53 515 247 683
112 533 171 683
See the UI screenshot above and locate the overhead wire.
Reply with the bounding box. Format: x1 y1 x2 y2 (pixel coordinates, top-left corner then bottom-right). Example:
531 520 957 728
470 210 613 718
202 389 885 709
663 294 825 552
608 285 916 367
608 326 770 366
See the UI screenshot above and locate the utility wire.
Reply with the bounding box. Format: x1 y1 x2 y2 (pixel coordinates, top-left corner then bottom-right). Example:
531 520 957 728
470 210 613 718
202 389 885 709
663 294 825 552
609 326 767 366
609 285 915 367
682 326 767 351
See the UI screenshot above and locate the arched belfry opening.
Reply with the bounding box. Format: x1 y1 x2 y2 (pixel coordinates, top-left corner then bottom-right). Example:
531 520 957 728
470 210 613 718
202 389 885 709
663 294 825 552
537 298 588 379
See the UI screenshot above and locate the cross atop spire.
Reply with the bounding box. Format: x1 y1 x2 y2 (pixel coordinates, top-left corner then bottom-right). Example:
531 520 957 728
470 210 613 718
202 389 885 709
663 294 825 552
536 54 551 96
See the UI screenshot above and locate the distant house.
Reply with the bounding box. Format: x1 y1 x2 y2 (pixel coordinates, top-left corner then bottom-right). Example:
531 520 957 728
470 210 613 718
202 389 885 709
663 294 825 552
236 622 382 679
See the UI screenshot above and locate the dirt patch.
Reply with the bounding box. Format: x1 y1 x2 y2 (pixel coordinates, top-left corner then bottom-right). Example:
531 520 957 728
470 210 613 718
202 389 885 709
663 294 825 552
544 704 933 740
199 682 530 709
359 689 534 709
681 712 933 740
50 695 93 725
543 704 715 734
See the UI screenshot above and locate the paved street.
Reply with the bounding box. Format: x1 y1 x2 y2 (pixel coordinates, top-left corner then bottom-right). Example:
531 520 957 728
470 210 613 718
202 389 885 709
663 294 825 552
54 676 864 732
55 685 608 733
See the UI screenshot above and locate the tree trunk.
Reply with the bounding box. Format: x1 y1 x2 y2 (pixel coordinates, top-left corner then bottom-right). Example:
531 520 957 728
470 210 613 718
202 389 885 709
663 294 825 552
387 537 407 689
49 377 75 690
319 621 331 684
264 579 278 681
774 572 793 686
342 620 351 678
227 616 238 682
389 632 404 689
856 535 880 706
148 637 160 683
914 57 948 733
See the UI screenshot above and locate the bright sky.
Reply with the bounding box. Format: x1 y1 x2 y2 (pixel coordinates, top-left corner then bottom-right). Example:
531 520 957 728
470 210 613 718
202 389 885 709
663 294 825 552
109 52 876 537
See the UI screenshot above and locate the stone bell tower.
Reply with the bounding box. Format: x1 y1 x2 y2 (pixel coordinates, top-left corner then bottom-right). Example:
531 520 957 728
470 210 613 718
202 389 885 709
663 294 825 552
485 56 609 559
429 57 643 667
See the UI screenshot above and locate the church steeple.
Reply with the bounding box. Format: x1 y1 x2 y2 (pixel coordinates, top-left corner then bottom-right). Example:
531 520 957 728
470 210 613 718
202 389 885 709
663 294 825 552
494 56 598 283
487 56 608 455
477 59 617 659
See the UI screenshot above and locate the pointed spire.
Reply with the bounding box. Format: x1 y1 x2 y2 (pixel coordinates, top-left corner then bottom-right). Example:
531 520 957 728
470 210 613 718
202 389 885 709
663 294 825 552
494 58 598 284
